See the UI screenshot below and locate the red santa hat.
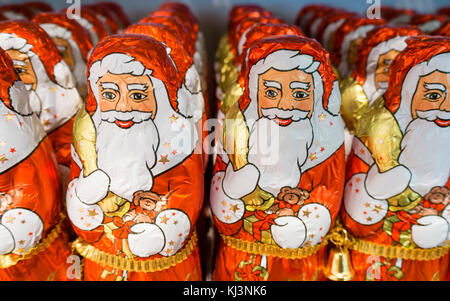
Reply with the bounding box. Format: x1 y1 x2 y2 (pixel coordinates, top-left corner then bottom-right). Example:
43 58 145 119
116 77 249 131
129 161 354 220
294 4 328 31
25 2 53 16
84 4 120 34
0 4 34 20
432 20 450 36
97 2 130 29
351 25 422 100
238 35 340 116
32 12 93 61
0 20 73 89
139 15 195 56
384 36 450 131
380 6 416 24
238 23 304 66
410 14 449 33
315 12 359 51
60 6 108 45
124 22 193 80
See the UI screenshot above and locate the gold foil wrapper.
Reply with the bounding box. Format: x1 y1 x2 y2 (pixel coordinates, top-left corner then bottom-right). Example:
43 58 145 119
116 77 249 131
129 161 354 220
339 76 369 133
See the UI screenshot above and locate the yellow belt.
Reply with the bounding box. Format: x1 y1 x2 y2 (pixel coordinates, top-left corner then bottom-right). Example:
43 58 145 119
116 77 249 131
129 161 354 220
220 234 327 260
350 238 450 261
0 214 65 269
72 231 198 273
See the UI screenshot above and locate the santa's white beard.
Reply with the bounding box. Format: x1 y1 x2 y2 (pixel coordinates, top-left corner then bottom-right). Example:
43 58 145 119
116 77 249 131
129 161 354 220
247 116 313 196
94 110 159 201
398 114 450 196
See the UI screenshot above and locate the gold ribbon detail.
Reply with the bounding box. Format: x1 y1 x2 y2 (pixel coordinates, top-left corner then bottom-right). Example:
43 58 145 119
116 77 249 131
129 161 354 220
221 234 327 260
0 214 65 269
350 238 450 261
72 231 198 273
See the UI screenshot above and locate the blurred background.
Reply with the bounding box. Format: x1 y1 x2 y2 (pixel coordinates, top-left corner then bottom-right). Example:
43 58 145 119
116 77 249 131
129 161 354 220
4 0 450 64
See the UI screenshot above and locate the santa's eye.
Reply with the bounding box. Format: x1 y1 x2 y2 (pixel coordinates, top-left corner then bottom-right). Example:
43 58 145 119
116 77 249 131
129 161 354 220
424 91 442 101
265 89 278 98
15 67 26 74
130 92 147 101
293 91 309 99
383 59 393 66
102 91 116 101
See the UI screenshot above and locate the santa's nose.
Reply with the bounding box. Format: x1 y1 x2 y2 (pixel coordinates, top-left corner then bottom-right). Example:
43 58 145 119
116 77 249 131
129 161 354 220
115 94 132 112
440 96 450 112
278 96 294 110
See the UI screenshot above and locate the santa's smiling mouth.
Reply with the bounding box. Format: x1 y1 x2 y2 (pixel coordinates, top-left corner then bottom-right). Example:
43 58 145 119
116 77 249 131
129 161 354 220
274 117 293 126
115 119 135 128
434 118 450 127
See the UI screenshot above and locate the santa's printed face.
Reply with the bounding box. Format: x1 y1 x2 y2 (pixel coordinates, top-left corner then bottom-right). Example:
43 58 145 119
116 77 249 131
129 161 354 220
96 72 157 129
52 37 74 70
347 37 363 69
411 70 450 125
6 49 37 90
257 68 314 126
374 49 400 90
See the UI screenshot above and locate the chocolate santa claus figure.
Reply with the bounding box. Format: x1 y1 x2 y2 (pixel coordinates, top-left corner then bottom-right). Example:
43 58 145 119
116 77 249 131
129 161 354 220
210 36 345 281
0 21 82 184
340 25 421 135
67 34 204 281
33 12 93 100
341 37 450 281
0 47 72 281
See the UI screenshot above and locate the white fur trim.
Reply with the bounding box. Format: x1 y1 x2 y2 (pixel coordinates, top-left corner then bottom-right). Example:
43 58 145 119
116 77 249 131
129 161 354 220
222 163 260 199
327 81 342 115
362 36 408 103
271 216 306 249
411 215 449 248
365 164 411 199
338 25 375 78
75 169 110 205
128 223 165 257
53 61 75 89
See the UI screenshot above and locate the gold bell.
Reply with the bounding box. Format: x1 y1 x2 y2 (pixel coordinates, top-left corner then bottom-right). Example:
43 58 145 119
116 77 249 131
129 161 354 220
325 245 355 281
324 220 355 281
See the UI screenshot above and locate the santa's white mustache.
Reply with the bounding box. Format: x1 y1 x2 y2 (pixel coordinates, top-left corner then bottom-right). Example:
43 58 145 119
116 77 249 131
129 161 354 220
416 109 450 121
261 108 309 121
377 81 388 89
100 110 153 124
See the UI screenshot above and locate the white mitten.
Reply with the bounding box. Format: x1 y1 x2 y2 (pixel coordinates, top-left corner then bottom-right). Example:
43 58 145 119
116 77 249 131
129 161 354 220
75 169 110 205
411 215 449 248
365 164 411 199
0 208 43 255
271 216 306 249
128 223 165 258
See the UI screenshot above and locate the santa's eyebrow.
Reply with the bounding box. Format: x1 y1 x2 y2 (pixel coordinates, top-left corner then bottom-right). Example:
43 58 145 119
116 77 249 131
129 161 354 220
128 83 148 91
424 82 446 92
100 82 119 91
290 81 310 90
12 59 26 67
263 80 281 89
